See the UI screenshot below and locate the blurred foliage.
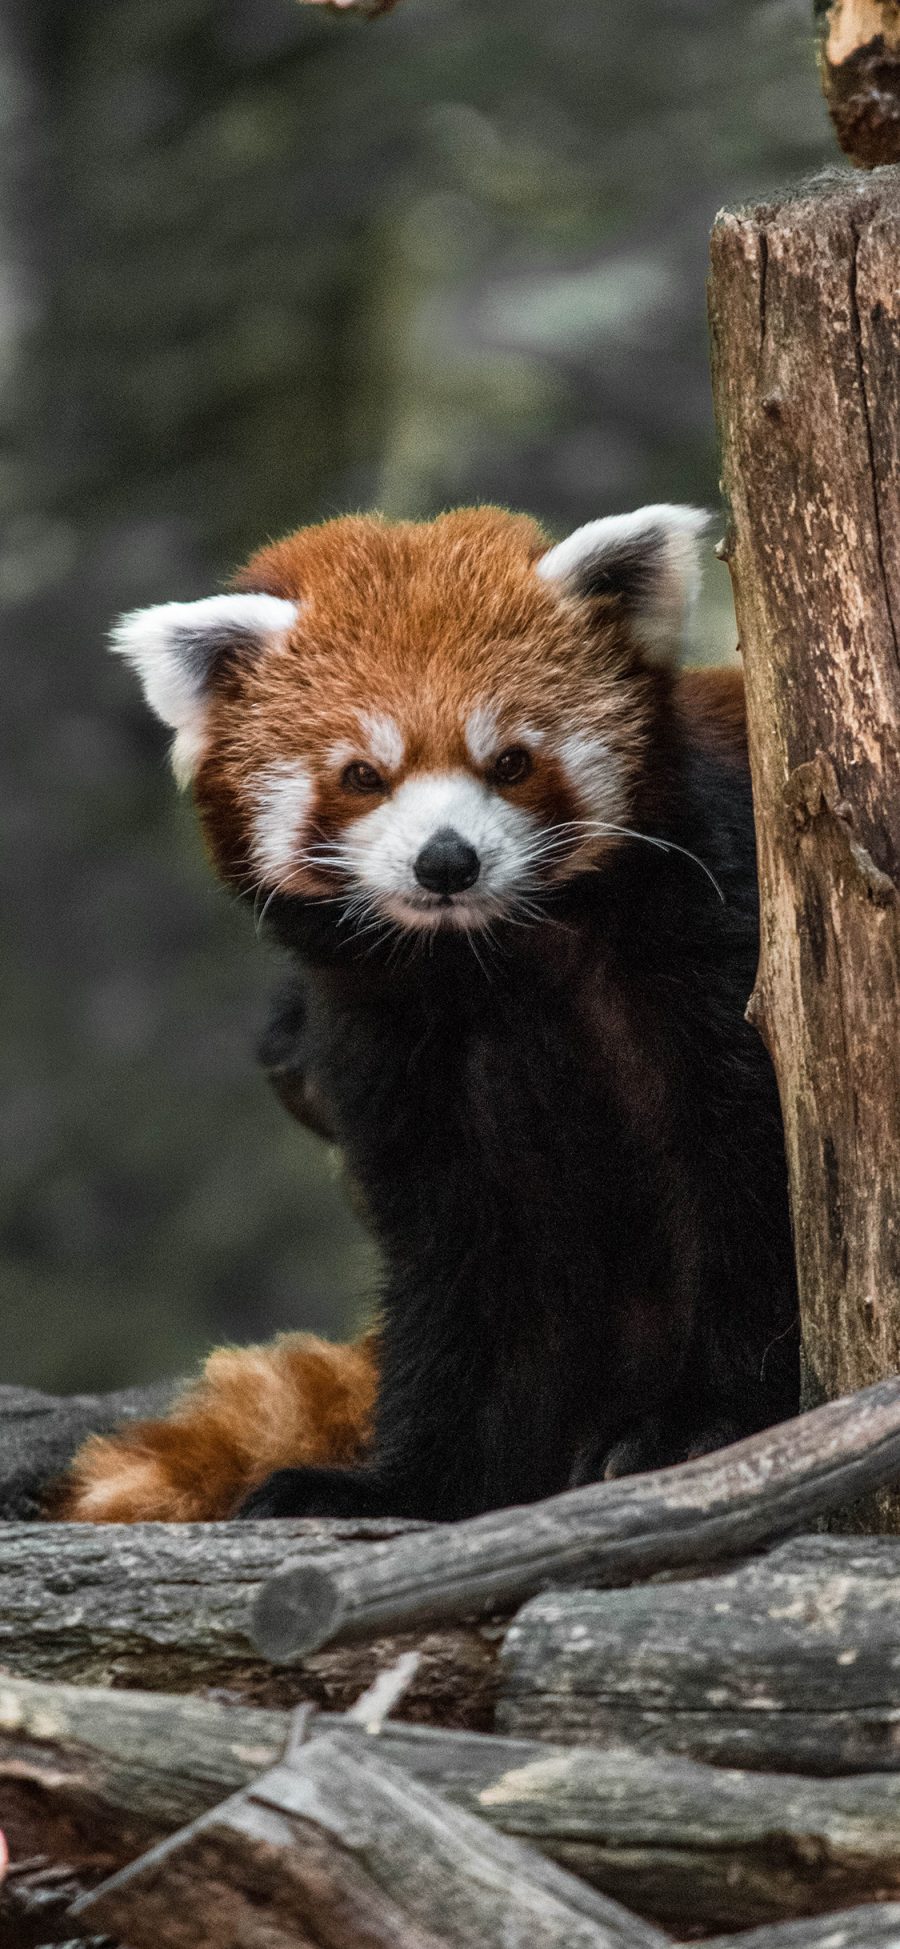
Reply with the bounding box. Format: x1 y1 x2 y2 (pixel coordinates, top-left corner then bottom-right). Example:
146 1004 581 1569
0 0 834 1390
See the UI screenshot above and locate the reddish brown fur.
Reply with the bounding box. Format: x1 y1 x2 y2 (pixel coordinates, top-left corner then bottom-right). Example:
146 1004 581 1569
194 509 657 894
676 665 747 767
57 1331 378 1523
60 514 750 1525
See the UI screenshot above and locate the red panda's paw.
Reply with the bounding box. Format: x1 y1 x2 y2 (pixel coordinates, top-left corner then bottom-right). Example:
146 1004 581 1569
597 1413 745 1481
54 1330 379 1523
237 1463 386 1520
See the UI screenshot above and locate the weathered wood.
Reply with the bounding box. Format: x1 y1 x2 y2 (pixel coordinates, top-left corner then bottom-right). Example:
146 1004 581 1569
706 1905 900 1949
500 1534 900 1774
0 1520 498 1726
0 1382 175 1520
251 1379 900 1660
75 1729 669 1949
709 171 900 1528
8 1675 900 1930
817 1 900 165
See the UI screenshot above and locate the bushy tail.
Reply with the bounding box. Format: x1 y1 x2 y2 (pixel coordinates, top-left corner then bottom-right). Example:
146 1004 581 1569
54 1330 379 1522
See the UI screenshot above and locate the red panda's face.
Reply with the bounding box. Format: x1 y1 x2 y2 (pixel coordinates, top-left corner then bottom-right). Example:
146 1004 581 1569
113 505 706 936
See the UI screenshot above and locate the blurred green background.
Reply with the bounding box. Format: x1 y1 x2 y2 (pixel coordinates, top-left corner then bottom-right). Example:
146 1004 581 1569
0 0 833 1393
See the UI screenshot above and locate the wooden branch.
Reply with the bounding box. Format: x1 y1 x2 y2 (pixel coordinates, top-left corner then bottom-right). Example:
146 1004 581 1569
250 1378 900 1660
706 1906 900 1949
75 1728 668 1949
0 1518 498 1725
709 171 900 1525
7 1675 900 1930
500 1533 900 1776
816 1 900 165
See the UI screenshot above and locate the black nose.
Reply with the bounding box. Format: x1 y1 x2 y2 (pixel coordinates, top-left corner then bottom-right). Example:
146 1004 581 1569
414 827 481 896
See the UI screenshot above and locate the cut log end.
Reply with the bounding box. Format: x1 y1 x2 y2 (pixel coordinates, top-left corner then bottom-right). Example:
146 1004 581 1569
251 1560 345 1661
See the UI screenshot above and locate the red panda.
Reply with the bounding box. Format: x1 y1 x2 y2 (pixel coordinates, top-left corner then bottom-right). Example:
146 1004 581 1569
60 505 797 1524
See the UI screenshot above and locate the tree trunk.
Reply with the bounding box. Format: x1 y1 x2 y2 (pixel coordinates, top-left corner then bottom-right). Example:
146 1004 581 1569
708 169 900 1528
817 2 900 165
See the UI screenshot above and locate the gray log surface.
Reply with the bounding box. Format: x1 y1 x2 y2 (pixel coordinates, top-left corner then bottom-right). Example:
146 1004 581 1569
706 1906 900 1949
0 1382 175 1519
499 1534 900 1773
75 1729 669 1949
0 1519 498 1724
251 1378 900 1660
709 167 900 1530
6 1675 900 1930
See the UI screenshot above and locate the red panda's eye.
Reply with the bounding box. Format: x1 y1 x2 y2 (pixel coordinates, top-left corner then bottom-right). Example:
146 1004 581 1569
492 747 532 787
341 760 386 795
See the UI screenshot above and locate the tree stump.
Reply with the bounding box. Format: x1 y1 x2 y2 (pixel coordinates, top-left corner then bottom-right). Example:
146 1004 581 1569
708 169 900 1527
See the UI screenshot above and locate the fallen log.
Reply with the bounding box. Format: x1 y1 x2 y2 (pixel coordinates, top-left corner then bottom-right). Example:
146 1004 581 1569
6 1676 900 1930
706 1905 900 1949
499 1534 900 1774
74 1727 669 1949
816 0 900 165
251 1378 900 1661
0 1519 498 1726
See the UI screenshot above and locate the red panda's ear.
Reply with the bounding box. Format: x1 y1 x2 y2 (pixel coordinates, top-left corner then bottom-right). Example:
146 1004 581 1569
110 593 298 785
536 504 710 664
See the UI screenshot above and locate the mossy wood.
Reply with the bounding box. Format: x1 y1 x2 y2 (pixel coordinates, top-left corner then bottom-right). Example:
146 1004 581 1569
817 2 900 165
709 170 900 1526
7 1675 900 1931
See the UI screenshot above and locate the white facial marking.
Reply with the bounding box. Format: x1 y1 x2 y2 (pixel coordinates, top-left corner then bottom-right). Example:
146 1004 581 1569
111 592 298 783
466 705 545 768
358 711 405 773
557 733 627 827
465 703 501 767
340 771 538 930
326 739 359 772
537 503 708 663
251 760 314 884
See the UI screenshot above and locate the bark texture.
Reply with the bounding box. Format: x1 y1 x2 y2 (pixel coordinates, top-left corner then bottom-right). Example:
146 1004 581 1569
707 1908 900 1949
817 2 900 165
75 1729 668 1949
7 1675 900 1930
251 1379 900 1659
0 1380 176 1519
709 169 900 1526
0 1519 499 1725
705 1902 900 1949
499 1535 900 1773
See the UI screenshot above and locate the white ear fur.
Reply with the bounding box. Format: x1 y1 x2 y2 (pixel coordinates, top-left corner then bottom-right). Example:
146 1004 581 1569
536 504 709 663
111 592 297 784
